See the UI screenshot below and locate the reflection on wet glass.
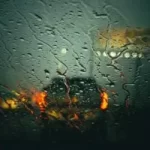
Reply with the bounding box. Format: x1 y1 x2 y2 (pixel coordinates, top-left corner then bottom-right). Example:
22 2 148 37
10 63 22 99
0 0 150 144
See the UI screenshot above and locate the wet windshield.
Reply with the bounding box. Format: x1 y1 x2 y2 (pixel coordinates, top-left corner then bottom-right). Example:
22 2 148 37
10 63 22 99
0 0 150 145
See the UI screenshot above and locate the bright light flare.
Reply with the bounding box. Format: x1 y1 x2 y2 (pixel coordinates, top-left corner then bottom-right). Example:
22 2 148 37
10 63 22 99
32 90 48 112
0 98 18 109
100 91 108 110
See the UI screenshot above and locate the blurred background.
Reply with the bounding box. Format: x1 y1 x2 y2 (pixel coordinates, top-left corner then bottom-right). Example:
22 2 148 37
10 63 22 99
0 0 150 145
